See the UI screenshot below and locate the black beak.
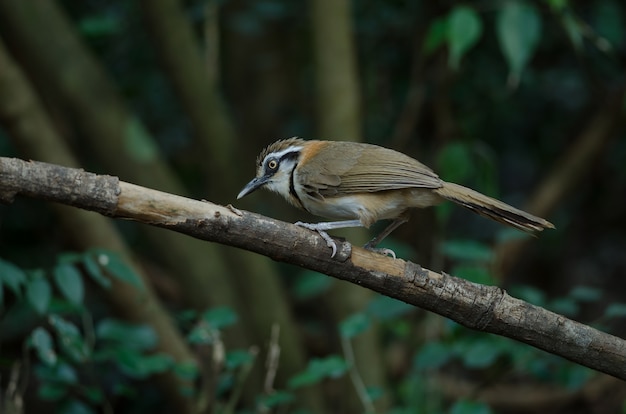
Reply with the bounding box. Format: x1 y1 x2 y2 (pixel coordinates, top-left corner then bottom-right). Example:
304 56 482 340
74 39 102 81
237 175 270 199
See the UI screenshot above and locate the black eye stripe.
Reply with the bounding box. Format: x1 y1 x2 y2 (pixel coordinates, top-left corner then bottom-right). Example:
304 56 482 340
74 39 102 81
264 150 300 171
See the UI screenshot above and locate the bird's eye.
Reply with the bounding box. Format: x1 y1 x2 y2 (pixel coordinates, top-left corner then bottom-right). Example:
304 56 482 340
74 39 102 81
267 159 278 170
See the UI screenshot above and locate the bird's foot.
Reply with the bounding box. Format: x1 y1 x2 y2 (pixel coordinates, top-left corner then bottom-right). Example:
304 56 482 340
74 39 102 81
295 222 338 258
363 242 396 259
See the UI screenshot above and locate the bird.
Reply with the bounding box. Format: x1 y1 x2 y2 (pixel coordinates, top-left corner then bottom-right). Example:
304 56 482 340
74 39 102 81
237 137 554 258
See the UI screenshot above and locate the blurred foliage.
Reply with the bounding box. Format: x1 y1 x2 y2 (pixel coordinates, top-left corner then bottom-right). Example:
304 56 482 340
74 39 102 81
0 0 625 412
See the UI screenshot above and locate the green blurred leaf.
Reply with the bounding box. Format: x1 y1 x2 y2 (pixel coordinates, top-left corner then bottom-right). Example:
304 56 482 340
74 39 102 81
441 240 493 262
0 257 26 296
92 250 142 289
437 142 473 184
423 16 449 55
450 400 493 414
78 15 121 37
26 271 51 315
339 313 370 339
414 342 451 370
35 361 78 384
38 383 68 401
561 13 584 51
604 303 626 319
366 386 384 402
548 297 579 316
226 349 255 370
452 265 495 285
124 117 159 163
96 319 157 351
288 355 348 389
447 6 483 69
202 306 238 330
59 399 96 414
49 315 90 362
113 348 173 379
53 263 84 305
496 1 541 84
257 390 295 409
569 286 602 303
547 0 568 12
292 270 332 300
463 341 499 368
82 254 111 289
367 295 414 320
174 361 200 382
592 1 625 49
510 285 546 306
187 322 218 345
29 327 57 366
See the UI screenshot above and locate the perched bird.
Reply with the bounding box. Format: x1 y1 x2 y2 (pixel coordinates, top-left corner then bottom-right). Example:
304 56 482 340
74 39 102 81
237 138 554 258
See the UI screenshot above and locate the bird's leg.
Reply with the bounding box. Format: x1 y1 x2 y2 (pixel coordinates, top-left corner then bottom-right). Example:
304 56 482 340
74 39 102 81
295 220 363 258
363 216 410 259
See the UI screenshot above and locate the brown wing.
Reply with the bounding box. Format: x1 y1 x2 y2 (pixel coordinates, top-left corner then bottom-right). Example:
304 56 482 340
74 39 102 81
296 141 443 197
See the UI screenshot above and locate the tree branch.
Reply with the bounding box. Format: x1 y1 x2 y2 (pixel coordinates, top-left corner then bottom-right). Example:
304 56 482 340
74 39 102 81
1 157 625 380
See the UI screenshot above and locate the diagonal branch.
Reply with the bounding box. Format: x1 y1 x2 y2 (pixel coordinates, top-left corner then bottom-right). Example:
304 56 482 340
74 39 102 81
1 157 625 380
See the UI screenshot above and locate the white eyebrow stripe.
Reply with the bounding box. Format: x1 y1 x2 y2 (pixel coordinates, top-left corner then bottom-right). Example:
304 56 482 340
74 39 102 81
262 146 303 164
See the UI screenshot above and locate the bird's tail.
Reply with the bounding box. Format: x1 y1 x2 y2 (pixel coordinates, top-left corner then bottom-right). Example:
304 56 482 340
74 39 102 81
434 182 554 233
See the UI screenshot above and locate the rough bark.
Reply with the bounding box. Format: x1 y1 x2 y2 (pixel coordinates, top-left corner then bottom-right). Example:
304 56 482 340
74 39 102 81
2 158 624 382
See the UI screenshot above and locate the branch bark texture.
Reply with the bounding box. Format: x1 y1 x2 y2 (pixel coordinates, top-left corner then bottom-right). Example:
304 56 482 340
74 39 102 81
1 157 625 381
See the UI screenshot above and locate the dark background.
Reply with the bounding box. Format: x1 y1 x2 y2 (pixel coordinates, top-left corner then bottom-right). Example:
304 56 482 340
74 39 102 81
0 0 625 413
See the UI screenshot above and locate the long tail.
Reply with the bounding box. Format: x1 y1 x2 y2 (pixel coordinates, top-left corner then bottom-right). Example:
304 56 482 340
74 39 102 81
434 182 554 232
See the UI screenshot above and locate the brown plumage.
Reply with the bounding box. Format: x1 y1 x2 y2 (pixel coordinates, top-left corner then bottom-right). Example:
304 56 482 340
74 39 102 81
239 138 553 257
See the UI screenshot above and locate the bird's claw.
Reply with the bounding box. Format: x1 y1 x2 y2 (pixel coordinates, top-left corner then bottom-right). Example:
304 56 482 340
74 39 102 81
364 244 397 259
295 221 338 258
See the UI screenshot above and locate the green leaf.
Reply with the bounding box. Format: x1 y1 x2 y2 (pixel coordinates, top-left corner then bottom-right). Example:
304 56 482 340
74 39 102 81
96 319 157 351
0 257 27 296
441 240 493 262
496 1 541 84
592 1 625 50
38 383 68 401
288 355 348 389
28 327 57 366
257 390 295 409
113 349 173 379
292 270 333 300
569 286 602 303
447 6 483 69
202 307 238 330
413 342 451 370
463 341 499 368
82 254 111 289
225 349 255 370
59 399 96 414
604 303 626 319
450 400 493 414
53 263 84 305
26 270 51 315
423 16 449 55
35 361 78 384
452 265 495 285
124 117 159 163
548 297 579 317
49 315 90 362
93 250 142 289
187 321 220 345
339 313 370 339
174 361 200 382
78 15 121 37
437 142 473 184
367 295 414 320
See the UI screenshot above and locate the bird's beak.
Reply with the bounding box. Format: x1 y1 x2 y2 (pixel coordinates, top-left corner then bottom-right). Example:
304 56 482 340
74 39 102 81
237 175 270 199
